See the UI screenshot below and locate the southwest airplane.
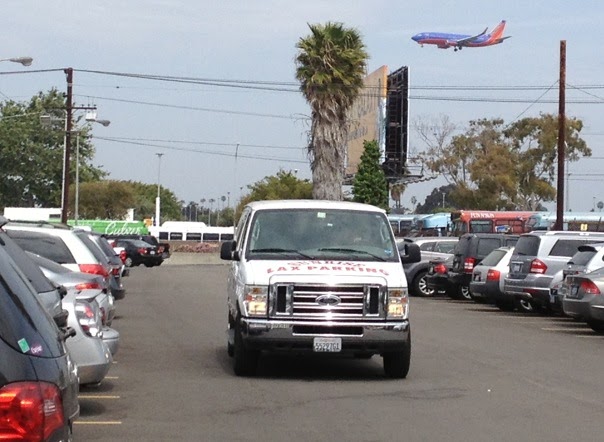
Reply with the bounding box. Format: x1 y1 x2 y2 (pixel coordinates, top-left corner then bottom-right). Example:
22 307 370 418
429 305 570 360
411 20 510 51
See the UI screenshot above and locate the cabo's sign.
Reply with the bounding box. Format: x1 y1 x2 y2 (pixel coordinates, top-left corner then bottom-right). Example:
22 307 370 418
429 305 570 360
266 261 389 276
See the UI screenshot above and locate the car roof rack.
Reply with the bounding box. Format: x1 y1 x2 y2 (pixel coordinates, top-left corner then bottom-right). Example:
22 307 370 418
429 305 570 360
5 219 72 230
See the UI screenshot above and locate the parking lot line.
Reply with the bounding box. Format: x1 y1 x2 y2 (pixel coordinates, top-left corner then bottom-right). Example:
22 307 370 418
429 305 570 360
541 327 593 332
74 421 122 425
105 376 119 380
78 394 121 399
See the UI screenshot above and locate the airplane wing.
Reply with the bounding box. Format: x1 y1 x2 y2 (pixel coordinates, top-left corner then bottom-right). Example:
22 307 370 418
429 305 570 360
454 26 488 46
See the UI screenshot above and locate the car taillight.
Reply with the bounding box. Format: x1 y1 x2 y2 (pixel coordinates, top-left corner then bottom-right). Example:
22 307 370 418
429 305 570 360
464 257 476 273
0 382 65 442
79 263 109 278
138 247 148 255
434 263 447 274
75 300 102 338
119 250 127 264
579 280 601 295
111 266 120 276
529 259 547 274
75 281 102 291
486 269 501 281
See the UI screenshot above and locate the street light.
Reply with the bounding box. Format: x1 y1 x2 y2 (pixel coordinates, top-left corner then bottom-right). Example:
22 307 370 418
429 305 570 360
0 56 33 66
74 117 110 224
155 153 164 227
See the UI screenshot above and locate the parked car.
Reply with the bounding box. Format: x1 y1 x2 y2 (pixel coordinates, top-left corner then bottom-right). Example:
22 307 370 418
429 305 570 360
85 231 127 300
470 246 515 310
107 233 170 260
562 266 604 333
550 243 604 312
504 231 604 312
113 237 164 267
0 220 80 440
398 236 458 296
427 233 519 300
4 222 115 295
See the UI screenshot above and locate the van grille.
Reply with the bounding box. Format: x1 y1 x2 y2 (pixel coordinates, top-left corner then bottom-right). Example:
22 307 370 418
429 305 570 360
269 283 384 319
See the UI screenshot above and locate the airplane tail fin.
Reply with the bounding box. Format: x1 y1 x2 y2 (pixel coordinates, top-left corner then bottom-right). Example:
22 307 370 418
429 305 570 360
489 20 507 40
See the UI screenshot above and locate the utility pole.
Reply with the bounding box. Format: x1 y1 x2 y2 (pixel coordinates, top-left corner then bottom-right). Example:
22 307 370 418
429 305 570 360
554 41 566 231
61 68 74 224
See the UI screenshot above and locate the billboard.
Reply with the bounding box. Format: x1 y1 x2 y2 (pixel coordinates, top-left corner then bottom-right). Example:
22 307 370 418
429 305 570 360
345 65 388 178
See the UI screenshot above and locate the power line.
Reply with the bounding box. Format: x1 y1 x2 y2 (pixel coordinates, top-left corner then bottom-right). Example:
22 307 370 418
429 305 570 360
97 136 305 151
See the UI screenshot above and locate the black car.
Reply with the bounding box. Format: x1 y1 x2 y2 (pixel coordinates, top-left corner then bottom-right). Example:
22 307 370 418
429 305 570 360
107 234 170 260
114 238 163 267
427 233 519 300
0 221 79 440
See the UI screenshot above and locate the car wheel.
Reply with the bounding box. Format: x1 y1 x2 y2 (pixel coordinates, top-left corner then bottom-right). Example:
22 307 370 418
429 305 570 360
458 284 472 300
383 339 411 379
124 257 133 267
515 298 535 313
413 271 434 297
587 320 604 334
495 299 516 312
233 318 259 376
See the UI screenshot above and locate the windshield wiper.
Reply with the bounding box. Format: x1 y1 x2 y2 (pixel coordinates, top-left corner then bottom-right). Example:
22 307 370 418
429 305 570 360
317 247 387 261
251 248 315 259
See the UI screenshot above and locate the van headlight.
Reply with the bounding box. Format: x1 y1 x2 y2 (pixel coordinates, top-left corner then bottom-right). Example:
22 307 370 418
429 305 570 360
387 288 409 319
243 285 268 317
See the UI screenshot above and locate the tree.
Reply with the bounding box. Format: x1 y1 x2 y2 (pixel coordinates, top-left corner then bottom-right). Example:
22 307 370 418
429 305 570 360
0 89 105 209
419 114 591 210
235 170 313 220
352 140 389 210
415 185 457 213
295 22 369 200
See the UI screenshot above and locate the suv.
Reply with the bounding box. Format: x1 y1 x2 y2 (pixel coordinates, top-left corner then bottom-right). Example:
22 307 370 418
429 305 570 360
397 237 458 297
504 231 604 312
0 224 80 439
427 233 519 300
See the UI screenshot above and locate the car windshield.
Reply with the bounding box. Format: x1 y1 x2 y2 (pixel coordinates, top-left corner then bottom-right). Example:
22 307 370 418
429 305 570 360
246 208 398 262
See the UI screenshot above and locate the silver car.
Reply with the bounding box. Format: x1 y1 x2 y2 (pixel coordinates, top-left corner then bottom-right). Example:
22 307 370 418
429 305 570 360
470 247 515 310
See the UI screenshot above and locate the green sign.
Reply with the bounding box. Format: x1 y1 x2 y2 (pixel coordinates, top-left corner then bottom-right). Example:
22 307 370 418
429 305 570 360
68 220 149 235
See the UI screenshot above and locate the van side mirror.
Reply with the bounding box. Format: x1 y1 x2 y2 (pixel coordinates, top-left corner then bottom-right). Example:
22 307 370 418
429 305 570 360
220 240 239 261
400 242 421 264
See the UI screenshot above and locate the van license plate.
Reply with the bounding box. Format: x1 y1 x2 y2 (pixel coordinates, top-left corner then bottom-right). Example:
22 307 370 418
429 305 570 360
313 337 342 352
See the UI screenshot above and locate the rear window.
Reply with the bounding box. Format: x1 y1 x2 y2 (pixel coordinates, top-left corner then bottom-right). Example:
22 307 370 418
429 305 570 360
1 234 56 293
568 250 597 266
513 235 541 256
419 242 435 252
0 249 64 358
76 232 109 264
6 230 76 264
549 239 604 257
476 238 503 257
435 242 457 253
480 249 507 266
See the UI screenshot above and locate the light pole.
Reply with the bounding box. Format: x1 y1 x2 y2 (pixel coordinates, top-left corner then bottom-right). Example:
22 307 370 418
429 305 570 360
0 56 33 66
155 153 164 227
75 117 110 224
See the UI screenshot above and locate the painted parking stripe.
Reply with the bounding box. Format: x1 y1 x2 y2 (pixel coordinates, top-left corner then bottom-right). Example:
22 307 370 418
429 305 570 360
105 376 119 380
78 394 121 399
74 421 122 425
541 327 592 332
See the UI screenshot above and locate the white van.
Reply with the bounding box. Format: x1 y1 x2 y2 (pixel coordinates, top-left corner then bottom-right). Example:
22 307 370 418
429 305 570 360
220 200 420 378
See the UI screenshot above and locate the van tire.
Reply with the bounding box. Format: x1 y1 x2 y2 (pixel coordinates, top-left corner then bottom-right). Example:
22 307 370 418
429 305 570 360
233 319 259 376
383 339 411 379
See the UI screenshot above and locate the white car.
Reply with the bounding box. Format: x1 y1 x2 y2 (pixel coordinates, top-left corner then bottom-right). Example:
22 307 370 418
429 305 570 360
469 246 515 309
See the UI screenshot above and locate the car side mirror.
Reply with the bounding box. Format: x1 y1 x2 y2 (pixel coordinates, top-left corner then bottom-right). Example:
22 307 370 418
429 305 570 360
400 243 421 264
220 240 239 261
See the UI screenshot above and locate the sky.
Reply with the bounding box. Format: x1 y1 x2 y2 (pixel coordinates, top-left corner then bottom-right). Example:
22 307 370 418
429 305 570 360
2 1 604 214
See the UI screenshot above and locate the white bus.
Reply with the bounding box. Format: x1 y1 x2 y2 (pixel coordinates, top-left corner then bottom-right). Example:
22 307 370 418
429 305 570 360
148 222 234 242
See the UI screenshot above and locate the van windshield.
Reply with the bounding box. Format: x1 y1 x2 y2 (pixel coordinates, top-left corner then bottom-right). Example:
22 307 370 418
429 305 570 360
246 209 398 262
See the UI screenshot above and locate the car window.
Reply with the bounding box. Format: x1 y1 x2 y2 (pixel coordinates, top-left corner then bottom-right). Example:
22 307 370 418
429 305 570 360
476 238 502 257
568 250 597 265
504 237 519 247
26 251 71 274
5 230 76 264
0 250 64 358
1 233 56 293
549 239 604 257
480 249 507 266
513 235 540 256
76 231 109 263
435 242 457 253
419 242 435 252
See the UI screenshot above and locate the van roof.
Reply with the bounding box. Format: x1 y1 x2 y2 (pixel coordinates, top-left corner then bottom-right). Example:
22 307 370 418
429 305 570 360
246 199 386 213
521 230 604 237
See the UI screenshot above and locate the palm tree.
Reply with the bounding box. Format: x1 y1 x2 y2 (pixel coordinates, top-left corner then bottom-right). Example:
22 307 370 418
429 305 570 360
295 22 368 200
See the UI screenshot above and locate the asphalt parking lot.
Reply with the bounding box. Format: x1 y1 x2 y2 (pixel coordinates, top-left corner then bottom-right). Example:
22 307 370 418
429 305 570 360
74 258 604 441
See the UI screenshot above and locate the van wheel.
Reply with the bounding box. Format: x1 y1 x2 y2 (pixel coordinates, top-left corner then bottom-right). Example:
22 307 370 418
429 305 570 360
227 313 235 357
233 319 259 376
383 340 411 379
413 271 434 297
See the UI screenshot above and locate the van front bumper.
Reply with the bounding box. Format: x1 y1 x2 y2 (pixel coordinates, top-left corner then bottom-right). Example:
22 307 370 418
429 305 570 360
238 318 410 353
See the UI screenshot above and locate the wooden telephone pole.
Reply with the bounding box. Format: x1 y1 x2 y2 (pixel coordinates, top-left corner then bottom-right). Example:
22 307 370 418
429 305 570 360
554 41 566 231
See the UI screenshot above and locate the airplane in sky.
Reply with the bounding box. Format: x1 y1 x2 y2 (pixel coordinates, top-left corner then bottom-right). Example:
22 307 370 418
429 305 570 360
411 20 511 51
